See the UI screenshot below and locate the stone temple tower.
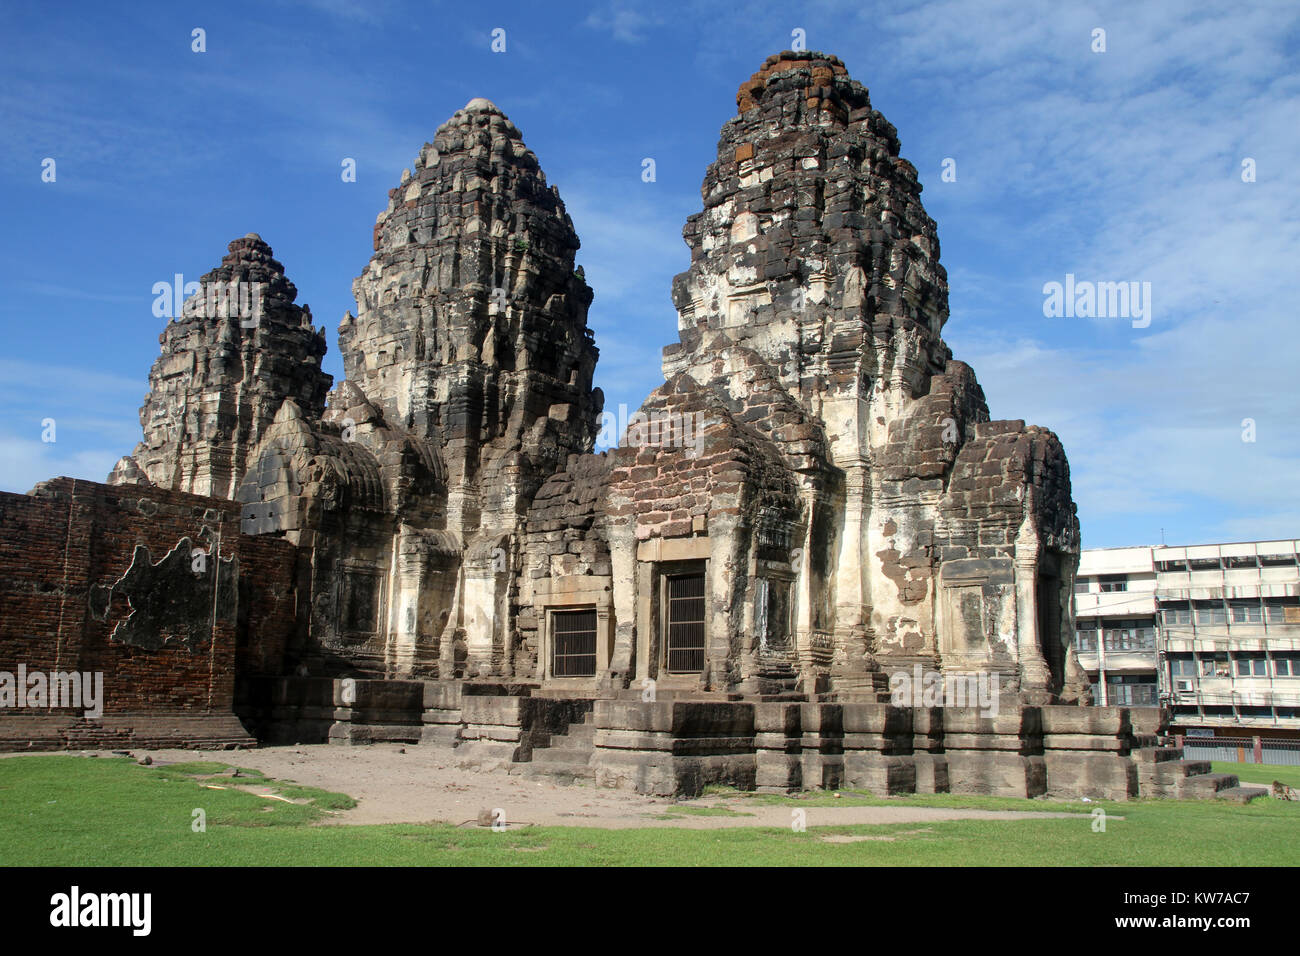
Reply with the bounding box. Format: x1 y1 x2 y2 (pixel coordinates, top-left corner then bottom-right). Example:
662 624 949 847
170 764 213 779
109 234 332 499
331 96 603 677
73 53 1220 802
518 51 1085 704
339 97 601 539
107 57 1081 704
218 99 601 679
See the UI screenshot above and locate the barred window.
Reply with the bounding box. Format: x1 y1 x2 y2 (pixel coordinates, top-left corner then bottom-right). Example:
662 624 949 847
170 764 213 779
552 609 597 677
665 572 706 673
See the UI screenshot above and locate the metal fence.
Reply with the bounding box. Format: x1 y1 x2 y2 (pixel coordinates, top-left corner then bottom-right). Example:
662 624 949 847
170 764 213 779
1181 736 1300 766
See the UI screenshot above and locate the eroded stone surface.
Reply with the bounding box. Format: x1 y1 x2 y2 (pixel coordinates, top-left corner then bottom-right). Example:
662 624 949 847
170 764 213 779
520 51 1084 703
111 235 331 499
339 98 600 537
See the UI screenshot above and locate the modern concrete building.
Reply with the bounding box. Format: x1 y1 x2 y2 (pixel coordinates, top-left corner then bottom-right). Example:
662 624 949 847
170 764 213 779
1075 540 1300 743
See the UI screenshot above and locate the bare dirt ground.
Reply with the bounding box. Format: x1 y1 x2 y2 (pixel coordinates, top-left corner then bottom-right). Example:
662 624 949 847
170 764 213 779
89 744 1089 830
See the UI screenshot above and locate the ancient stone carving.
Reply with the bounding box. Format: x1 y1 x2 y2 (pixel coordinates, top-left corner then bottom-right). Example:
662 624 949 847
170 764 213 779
109 234 332 499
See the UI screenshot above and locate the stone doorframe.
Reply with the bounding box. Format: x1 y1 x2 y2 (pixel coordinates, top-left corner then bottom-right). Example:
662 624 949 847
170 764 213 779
634 535 712 690
532 575 614 690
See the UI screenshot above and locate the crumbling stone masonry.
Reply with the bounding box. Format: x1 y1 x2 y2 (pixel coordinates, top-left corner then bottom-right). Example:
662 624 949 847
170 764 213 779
0 51 1256 801
110 234 332 499
520 50 1086 706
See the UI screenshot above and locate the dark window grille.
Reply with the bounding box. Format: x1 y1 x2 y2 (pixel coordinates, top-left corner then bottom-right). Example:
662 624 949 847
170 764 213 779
552 609 598 677
666 573 706 673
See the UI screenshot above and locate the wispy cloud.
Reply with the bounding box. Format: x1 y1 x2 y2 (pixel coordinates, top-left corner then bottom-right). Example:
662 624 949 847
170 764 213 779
0 438 124 495
0 359 144 492
13 282 142 305
562 175 695 417
583 2 664 44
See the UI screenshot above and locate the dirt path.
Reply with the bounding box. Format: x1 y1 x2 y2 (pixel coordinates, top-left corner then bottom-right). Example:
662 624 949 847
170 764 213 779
105 744 1092 830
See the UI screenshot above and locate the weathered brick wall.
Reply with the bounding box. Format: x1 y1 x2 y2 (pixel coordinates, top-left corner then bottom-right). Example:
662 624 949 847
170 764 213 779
0 477 299 746
605 376 801 540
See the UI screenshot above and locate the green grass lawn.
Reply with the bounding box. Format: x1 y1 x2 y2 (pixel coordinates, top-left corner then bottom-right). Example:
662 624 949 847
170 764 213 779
1 755 1296 866
1212 760 1300 789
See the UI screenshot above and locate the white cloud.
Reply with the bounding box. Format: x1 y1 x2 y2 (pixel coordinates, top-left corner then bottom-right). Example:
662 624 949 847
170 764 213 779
563 177 695 414
583 2 663 44
0 438 123 495
0 360 145 492
848 0 1300 545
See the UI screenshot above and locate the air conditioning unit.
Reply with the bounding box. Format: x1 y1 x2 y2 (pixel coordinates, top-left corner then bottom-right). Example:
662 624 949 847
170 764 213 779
1174 679 1194 694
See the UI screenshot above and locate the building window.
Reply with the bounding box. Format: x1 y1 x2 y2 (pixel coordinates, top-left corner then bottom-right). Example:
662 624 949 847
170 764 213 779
1230 601 1262 624
1163 604 1192 626
665 572 706 673
1107 681 1158 706
1170 658 1196 678
1199 653 1229 677
1275 656 1298 677
1188 557 1222 571
1260 554 1298 567
1157 559 1188 572
1073 578 1091 594
551 608 598 677
1194 602 1227 626
1098 575 1128 593
1102 622 1155 651
1224 555 1258 569
1265 599 1299 623
1235 656 1267 678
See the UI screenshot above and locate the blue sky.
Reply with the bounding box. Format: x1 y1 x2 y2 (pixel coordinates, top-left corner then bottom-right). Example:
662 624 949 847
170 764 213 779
1 0 1297 550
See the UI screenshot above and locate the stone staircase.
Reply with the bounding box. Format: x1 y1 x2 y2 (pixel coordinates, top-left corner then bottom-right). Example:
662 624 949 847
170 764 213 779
1177 759 1268 803
515 712 596 785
